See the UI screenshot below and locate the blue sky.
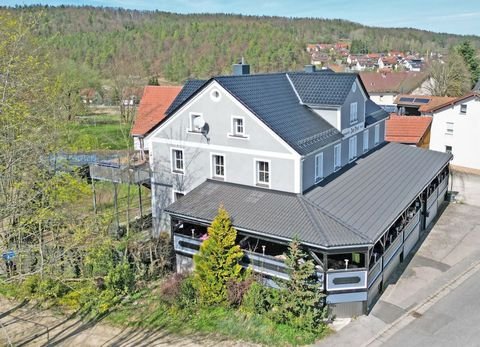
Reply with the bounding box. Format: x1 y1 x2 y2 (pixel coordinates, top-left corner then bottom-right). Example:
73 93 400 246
4 0 480 36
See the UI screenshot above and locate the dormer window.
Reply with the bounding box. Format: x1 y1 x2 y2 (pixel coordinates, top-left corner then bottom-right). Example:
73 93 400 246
350 102 358 124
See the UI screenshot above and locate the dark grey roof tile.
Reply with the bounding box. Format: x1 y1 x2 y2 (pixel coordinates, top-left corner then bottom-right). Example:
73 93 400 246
305 142 451 243
166 179 368 248
165 79 207 115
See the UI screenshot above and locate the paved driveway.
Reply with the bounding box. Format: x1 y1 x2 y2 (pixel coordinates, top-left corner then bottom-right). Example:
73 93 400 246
316 203 480 347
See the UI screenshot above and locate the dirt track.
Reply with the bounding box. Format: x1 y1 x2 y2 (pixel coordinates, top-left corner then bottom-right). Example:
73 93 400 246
0 298 254 347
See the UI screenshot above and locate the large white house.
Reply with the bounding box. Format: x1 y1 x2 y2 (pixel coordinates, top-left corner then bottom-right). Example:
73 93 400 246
143 64 451 317
426 92 480 171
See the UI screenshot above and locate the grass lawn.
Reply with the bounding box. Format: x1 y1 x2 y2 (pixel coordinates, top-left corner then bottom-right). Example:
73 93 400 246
65 113 132 151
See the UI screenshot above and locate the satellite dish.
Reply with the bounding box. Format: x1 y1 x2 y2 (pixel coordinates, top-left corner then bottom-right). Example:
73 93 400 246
193 116 206 130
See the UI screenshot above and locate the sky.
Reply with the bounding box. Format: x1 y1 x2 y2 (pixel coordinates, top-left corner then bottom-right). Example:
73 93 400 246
3 0 480 36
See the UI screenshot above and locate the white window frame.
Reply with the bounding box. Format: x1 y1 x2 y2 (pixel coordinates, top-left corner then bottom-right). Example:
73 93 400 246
228 116 249 139
374 124 380 145
363 130 369 153
349 136 357 162
210 153 226 180
254 159 271 188
171 148 185 174
460 104 467 114
446 122 454 135
334 144 342 171
350 102 358 124
188 112 203 133
315 152 324 183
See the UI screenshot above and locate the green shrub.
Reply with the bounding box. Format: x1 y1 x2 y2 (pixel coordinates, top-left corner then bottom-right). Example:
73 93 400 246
105 260 135 295
177 275 197 309
193 206 244 306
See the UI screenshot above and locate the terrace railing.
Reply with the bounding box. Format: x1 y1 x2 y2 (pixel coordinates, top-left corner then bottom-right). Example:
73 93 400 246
326 269 367 291
403 212 420 240
368 257 383 288
172 233 324 288
383 231 404 267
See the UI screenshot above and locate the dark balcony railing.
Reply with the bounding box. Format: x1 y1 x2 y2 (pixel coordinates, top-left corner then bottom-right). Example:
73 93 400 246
368 257 382 288
173 233 324 288
326 269 367 291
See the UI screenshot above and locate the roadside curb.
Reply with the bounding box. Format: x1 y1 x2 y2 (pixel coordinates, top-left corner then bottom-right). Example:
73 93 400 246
362 259 480 346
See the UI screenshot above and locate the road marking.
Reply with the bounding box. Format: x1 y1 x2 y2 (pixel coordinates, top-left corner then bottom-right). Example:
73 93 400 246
363 259 480 346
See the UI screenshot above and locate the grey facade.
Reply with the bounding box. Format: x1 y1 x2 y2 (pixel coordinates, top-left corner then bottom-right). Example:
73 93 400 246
145 67 450 317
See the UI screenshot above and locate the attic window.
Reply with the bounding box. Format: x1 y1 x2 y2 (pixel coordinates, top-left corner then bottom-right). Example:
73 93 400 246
352 82 356 93
460 104 467 114
210 89 221 102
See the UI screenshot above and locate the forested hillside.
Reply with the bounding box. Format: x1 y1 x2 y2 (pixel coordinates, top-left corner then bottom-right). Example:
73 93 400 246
5 5 480 85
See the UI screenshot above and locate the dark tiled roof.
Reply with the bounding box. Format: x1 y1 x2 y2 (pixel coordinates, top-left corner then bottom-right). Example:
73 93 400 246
165 179 369 248
165 79 207 115
365 99 390 126
166 143 451 248
287 72 358 106
215 73 343 155
305 142 451 243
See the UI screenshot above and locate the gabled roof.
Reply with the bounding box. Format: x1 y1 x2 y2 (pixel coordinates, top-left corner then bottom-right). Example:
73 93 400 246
425 92 480 113
385 115 432 144
360 71 427 94
287 72 361 105
165 179 370 248
131 86 182 136
165 79 207 115
215 73 343 155
162 71 374 156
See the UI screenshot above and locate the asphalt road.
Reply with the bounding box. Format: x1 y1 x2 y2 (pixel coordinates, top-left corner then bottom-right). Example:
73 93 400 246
382 268 480 347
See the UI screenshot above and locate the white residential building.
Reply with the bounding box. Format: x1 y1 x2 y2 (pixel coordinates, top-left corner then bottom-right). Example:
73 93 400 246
427 92 480 170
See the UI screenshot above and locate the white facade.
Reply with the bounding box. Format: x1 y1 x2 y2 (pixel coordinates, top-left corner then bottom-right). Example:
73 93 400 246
369 93 396 106
429 95 480 170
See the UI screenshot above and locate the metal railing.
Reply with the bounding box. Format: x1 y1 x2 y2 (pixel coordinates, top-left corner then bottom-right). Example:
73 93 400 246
383 231 404 267
326 269 367 291
403 212 420 240
368 257 383 288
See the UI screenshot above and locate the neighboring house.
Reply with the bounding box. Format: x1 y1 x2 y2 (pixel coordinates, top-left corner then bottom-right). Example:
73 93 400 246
403 59 423 71
145 63 451 317
311 52 330 65
131 85 182 155
378 56 398 70
386 115 432 148
360 71 429 106
394 94 456 116
426 92 480 171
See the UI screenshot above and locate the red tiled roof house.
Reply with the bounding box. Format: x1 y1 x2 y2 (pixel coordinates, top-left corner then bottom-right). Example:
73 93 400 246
131 85 182 154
